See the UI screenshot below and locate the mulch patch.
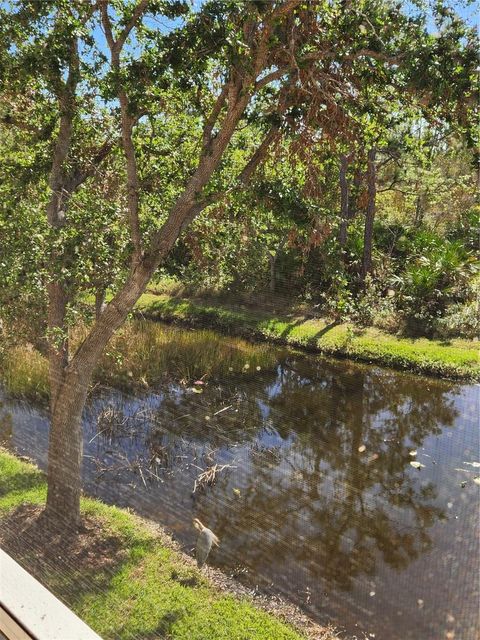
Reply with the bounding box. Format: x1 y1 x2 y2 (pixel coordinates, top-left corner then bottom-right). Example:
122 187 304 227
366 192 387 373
0 504 127 585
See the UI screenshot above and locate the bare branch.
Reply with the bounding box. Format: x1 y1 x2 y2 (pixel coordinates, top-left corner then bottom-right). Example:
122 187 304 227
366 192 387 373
377 179 399 193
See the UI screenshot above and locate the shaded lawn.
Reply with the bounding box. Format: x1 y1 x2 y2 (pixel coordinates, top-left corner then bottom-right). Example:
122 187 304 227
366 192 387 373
0 450 310 640
136 293 480 380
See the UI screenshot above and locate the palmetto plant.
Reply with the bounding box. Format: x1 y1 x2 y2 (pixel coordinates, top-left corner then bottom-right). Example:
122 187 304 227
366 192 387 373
392 231 478 334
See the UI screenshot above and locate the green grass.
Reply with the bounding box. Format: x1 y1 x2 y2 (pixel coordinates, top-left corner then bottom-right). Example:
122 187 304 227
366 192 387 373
0 450 310 640
3 293 476 405
0 451 47 512
136 293 480 380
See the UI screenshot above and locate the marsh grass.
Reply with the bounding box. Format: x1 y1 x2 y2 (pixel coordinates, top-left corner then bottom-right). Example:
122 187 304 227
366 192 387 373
0 320 280 401
2 344 49 400
99 320 278 385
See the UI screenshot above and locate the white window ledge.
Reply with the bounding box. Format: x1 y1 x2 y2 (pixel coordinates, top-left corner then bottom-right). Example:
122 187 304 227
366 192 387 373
0 549 102 640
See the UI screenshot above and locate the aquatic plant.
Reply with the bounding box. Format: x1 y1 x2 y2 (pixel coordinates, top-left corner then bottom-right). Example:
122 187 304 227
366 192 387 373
97 320 278 388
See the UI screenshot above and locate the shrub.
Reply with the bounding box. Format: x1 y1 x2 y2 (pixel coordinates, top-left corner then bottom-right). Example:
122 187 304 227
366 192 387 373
392 233 478 335
435 298 480 339
353 277 400 332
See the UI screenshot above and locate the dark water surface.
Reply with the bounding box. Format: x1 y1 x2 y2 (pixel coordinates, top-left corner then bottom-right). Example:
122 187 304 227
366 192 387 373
1 338 479 639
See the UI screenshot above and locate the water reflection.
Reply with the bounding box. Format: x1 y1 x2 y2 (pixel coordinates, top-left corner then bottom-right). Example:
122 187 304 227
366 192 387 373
1 353 478 640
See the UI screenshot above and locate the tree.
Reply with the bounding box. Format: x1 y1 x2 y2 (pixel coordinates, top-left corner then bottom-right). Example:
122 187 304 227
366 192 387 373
338 153 351 250
361 148 377 280
1 0 329 524
0 0 477 526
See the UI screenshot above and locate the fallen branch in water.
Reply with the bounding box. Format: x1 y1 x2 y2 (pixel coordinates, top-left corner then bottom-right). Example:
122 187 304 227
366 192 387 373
193 463 235 493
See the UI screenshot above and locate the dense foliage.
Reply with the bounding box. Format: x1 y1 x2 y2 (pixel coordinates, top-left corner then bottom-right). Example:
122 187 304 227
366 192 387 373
1 0 477 343
161 132 479 338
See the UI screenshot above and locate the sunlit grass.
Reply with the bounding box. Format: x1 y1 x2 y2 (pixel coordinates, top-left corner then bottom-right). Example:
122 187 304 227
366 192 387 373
78 545 304 640
94 319 279 388
0 448 47 513
1 344 49 401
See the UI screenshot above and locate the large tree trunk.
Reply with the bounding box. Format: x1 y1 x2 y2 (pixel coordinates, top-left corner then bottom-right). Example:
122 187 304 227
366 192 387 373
361 148 376 281
45 373 89 526
45 263 150 523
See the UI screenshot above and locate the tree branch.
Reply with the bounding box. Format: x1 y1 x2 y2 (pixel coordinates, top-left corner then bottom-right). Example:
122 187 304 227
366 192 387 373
99 0 149 55
66 138 117 191
100 0 144 262
99 0 115 50
238 125 280 184
184 124 282 228
47 37 79 228
202 81 230 153
345 48 405 65
255 67 288 91
301 48 404 66
116 0 149 53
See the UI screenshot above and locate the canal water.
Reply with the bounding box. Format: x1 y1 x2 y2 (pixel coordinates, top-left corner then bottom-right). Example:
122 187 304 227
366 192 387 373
1 332 478 639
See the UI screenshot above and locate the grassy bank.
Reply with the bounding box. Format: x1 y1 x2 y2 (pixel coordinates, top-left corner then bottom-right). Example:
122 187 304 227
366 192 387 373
0 450 331 640
136 293 480 380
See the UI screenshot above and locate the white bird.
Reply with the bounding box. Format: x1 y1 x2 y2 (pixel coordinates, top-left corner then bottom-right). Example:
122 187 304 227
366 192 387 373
193 518 219 568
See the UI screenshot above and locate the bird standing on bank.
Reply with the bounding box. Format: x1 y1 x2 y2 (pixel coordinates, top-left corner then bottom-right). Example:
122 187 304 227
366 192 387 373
193 518 219 568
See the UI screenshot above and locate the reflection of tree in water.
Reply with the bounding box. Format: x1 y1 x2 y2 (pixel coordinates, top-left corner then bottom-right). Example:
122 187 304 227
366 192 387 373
201 361 459 590
94 384 269 486
144 384 266 453
49 357 461 592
